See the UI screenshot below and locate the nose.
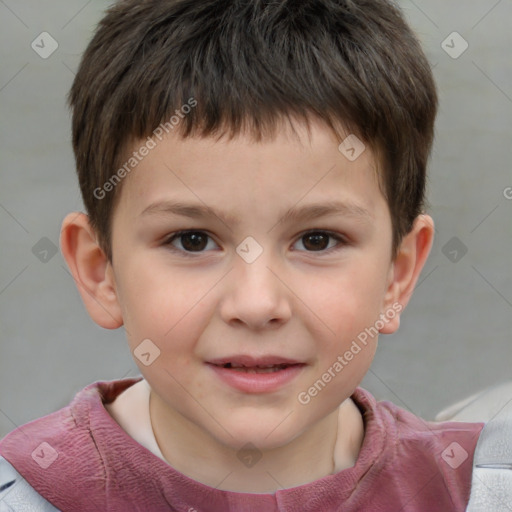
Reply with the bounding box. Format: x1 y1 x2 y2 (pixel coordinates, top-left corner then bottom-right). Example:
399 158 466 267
219 246 292 330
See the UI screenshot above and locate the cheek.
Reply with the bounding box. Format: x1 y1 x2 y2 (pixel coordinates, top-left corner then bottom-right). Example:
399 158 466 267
298 263 387 336
118 262 213 354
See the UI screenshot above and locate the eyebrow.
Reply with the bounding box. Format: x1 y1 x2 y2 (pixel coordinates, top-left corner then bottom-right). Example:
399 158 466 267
139 199 373 227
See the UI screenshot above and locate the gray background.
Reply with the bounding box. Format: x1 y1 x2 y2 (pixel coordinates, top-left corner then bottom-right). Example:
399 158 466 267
0 0 511 439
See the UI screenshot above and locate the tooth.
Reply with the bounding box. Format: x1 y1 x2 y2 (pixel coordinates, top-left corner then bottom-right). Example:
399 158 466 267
230 366 283 373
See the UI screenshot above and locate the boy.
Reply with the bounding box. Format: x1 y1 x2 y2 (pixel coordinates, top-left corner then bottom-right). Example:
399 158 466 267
0 0 495 510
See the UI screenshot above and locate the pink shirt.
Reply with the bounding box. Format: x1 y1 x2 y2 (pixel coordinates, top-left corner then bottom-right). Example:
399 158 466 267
0 377 483 511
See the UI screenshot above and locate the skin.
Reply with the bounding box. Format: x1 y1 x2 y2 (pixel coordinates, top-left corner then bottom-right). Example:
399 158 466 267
60 118 434 493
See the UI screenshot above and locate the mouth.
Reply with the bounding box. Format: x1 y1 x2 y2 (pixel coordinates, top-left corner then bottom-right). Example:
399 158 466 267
215 362 304 373
205 355 306 393
206 355 305 371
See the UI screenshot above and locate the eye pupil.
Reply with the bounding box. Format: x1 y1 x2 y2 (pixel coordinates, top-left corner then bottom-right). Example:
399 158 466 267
303 232 328 251
182 232 207 251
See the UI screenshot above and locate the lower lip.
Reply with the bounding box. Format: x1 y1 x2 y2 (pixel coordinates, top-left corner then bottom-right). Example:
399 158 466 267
206 363 305 393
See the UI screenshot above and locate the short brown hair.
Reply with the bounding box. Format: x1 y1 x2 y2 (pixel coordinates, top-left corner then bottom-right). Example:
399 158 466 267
68 0 437 262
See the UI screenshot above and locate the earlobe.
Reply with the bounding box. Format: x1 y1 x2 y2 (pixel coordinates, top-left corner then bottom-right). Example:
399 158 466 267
60 212 123 329
379 214 435 334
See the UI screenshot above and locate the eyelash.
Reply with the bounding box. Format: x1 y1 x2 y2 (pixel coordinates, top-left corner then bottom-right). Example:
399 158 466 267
162 230 349 257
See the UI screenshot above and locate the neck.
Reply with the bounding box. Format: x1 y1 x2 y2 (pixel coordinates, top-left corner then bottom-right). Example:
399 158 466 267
149 392 364 493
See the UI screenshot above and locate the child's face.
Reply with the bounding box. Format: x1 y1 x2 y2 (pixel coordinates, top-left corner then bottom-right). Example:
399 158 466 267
107 119 398 450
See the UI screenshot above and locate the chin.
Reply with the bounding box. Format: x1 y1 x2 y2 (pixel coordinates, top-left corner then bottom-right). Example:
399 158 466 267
209 414 304 452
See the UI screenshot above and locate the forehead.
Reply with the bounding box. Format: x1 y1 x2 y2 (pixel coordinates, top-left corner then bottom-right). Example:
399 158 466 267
114 118 384 222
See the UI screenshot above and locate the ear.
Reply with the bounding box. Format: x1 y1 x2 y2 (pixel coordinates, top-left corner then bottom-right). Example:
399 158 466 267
60 212 123 329
379 214 434 334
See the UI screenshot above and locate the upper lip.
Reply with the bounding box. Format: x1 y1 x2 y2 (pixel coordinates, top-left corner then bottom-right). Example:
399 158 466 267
207 355 304 367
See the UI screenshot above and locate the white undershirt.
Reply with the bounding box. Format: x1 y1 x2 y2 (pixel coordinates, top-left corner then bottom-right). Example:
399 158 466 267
105 379 167 461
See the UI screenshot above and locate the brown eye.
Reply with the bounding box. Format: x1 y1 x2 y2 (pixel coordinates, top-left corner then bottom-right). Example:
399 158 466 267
293 230 346 253
180 232 208 251
302 232 330 251
165 231 216 253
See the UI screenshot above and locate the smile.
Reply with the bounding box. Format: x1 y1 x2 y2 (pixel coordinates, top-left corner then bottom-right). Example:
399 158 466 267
206 361 306 393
